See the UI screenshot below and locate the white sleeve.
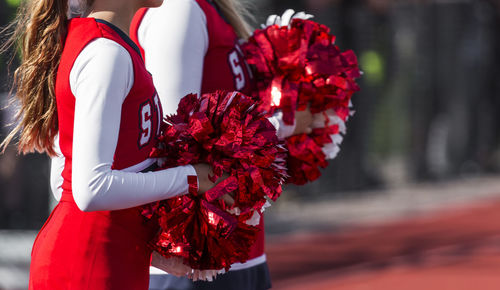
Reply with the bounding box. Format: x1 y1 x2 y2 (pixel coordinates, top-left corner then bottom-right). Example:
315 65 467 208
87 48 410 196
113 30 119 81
70 38 196 212
267 112 296 140
138 0 208 115
49 134 64 202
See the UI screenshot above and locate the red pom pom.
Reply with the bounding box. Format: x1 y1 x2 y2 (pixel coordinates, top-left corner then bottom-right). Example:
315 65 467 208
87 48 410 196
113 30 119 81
146 91 287 274
242 19 361 184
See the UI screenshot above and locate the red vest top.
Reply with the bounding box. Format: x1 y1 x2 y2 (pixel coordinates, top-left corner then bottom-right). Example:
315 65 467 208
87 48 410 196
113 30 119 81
56 18 163 196
29 18 161 290
130 0 253 96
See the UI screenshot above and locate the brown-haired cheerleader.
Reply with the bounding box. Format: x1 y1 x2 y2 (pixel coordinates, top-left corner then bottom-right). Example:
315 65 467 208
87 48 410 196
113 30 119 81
1 0 224 288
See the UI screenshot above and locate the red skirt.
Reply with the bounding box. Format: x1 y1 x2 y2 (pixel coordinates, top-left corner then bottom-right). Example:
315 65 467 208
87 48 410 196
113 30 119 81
29 193 157 290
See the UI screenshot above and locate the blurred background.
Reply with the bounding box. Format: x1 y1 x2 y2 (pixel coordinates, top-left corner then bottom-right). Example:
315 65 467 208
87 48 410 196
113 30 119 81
1 0 500 289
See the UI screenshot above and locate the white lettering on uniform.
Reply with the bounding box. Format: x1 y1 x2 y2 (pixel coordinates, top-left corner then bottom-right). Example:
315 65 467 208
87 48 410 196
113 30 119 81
228 50 245 90
140 102 152 146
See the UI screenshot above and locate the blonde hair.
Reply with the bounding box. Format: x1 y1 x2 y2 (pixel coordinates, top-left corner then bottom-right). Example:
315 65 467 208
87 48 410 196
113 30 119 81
0 0 70 156
213 0 253 39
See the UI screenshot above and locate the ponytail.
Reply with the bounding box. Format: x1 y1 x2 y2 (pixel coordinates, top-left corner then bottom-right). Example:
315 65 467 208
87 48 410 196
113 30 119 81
0 0 69 156
213 0 254 39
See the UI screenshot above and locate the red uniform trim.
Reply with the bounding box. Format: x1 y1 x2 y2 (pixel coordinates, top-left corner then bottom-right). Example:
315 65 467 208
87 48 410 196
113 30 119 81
130 8 149 60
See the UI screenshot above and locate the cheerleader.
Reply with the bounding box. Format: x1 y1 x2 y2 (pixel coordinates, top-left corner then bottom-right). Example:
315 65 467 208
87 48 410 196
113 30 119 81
130 2 313 289
1 0 225 288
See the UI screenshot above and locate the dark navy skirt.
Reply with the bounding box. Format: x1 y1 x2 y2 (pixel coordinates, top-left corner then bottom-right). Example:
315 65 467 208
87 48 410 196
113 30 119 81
149 262 272 290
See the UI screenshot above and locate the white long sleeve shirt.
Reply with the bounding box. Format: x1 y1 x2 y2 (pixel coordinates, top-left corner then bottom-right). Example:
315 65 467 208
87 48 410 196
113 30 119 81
50 37 196 212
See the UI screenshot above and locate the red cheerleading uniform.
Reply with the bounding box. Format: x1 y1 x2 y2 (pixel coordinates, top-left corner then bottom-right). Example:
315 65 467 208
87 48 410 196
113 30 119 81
29 18 162 290
131 1 253 97
130 0 265 265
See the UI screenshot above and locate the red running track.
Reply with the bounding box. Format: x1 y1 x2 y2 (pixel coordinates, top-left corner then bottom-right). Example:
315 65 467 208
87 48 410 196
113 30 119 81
266 198 500 289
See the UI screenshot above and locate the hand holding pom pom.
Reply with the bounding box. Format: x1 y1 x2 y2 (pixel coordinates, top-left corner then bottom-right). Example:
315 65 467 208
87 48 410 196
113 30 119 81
292 107 314 135
144 91 287 280
242 18 361 185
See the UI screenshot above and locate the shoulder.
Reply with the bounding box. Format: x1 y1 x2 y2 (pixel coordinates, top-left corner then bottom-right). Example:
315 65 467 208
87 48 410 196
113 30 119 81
71 38 134 96
139 0 208 47
160 0 204 12
144 0 206 25
78 38 132 68
66 18 134 66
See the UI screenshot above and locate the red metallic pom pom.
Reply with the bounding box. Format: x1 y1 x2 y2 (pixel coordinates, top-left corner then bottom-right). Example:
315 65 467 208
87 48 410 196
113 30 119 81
145 91 287 277
242 19 361 185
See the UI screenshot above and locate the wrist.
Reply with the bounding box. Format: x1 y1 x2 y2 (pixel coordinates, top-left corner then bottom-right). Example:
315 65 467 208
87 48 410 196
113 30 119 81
271 111 296 139
188 175 198 195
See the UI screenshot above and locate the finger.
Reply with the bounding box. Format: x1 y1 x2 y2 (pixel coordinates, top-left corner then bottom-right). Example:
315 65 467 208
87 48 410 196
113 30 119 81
292 11 314 21
214 173 230 185
266 14 278 26
293 11 314 20
292 11 306 19
221 194 235 206
275 15 282 26
304 13 314 20
298 109 313 121
281 9 295 26
311 113 326 128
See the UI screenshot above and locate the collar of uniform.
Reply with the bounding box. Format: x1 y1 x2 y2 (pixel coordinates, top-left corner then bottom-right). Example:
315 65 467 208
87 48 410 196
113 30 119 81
95 19 143 60
206 0 230 25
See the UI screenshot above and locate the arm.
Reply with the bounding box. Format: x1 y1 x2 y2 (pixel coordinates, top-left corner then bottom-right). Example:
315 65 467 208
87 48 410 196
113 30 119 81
70 38 195 212
49 134 64 202
267 112 296 139
138 0 208 115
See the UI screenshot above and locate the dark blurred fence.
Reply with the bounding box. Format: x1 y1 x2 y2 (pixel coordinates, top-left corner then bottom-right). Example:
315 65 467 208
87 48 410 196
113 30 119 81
0 91 50 230
1 0 499 229
262 0 500 196
0 0 51 230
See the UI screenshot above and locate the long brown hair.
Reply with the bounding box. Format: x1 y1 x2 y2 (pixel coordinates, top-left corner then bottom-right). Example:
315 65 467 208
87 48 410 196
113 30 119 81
0 0 69 156
213 0 253 39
